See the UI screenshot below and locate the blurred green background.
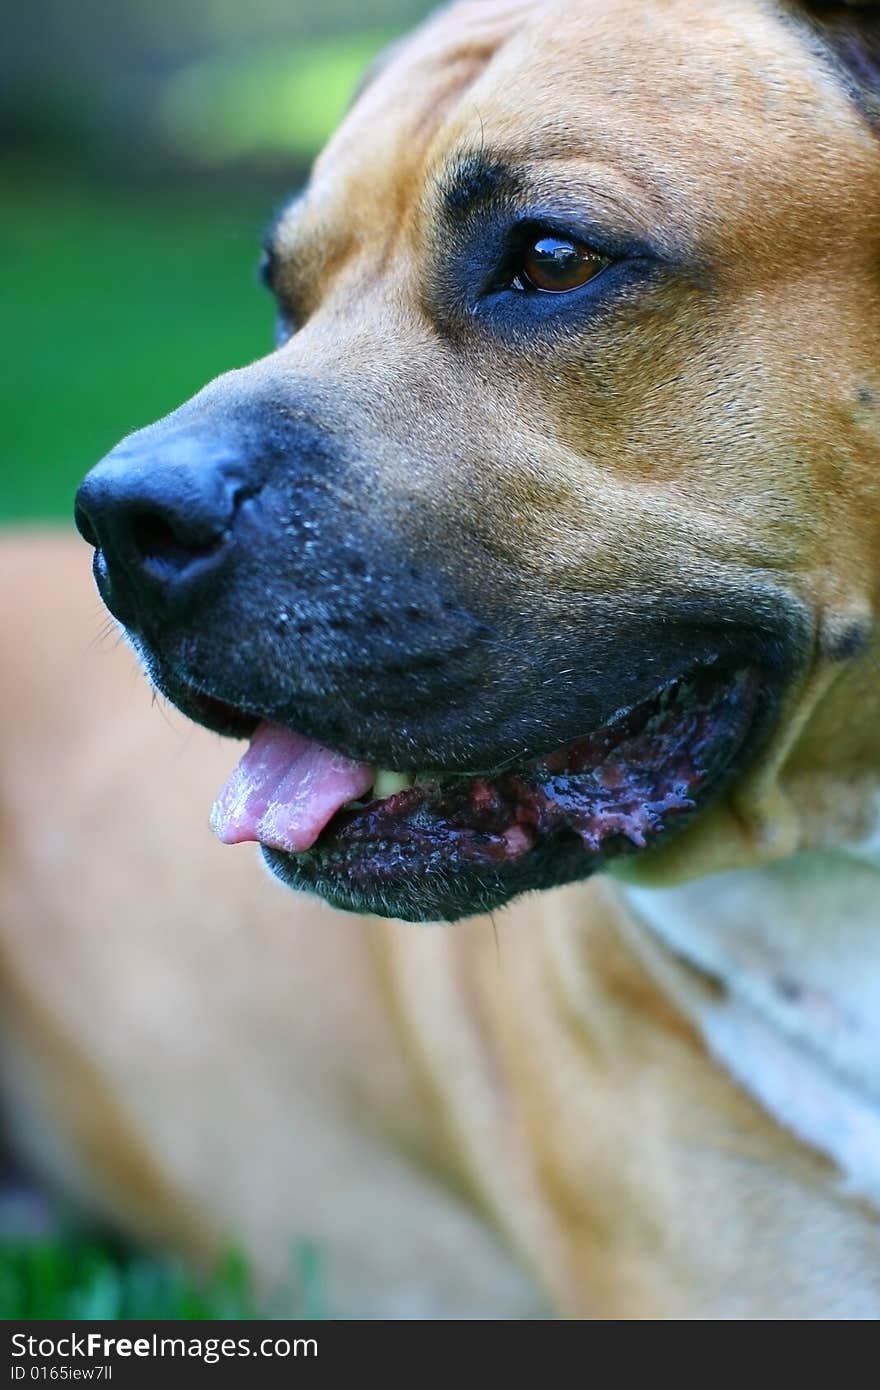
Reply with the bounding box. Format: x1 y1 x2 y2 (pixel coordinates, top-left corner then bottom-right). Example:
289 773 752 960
1 0 433 524
1 0 434 1318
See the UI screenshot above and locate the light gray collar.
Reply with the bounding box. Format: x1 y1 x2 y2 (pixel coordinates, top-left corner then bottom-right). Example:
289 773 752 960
620 850 880 1204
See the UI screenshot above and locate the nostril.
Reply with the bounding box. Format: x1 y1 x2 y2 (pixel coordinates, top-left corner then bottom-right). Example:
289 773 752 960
231 483 254 512
74 450 255 613
131 509 224 574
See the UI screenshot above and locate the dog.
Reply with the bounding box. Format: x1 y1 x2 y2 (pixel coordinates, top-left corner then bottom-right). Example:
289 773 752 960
2 0 880 1317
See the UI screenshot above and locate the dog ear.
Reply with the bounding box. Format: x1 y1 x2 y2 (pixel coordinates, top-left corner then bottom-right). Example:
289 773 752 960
787 2 880 122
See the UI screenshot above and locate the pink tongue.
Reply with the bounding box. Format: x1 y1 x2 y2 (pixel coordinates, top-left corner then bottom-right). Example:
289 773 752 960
210 721 375 854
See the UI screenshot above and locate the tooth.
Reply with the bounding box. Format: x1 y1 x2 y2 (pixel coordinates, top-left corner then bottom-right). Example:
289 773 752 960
373 770 413 799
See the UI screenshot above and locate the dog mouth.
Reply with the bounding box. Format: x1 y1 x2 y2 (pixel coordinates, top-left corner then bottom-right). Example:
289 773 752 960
187 660 763 921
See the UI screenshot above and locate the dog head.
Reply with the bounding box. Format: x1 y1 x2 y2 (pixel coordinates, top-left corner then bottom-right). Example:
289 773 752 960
75 0 880 920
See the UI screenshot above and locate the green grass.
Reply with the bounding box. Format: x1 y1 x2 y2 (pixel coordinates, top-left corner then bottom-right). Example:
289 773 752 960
0 1240 255 1320
1 169 277 523
0 1234 326 1320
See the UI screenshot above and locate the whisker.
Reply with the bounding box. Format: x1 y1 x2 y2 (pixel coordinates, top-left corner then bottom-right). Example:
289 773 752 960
489 909 501 966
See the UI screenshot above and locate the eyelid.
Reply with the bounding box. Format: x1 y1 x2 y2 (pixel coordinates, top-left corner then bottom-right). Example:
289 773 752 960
504 213 651 264
521 231 609 265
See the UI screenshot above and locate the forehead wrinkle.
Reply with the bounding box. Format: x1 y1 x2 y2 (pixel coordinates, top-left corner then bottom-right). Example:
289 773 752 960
268 0 877 301
419 0 880 269
265 8 540 300
299 2 537 219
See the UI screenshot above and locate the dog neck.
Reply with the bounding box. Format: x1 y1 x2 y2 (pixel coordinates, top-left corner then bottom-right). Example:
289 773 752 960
620 836 880 1205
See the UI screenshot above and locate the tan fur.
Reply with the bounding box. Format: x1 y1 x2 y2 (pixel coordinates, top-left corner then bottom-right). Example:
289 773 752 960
3 0 880 1317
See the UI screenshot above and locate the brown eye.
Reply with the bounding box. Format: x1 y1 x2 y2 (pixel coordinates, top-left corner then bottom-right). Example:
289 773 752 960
516 235 607 293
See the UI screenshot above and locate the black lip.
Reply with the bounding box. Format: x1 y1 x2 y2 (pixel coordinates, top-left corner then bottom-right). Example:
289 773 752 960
142 650 754 778
120 570 810 776
138 642 779 923
260 663 770 922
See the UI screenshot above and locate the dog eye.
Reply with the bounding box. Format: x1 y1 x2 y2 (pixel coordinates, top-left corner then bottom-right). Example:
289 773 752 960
513 235 608 293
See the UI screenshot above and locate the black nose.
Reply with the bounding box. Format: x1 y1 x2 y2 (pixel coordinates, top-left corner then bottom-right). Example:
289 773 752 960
74 432 253 629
